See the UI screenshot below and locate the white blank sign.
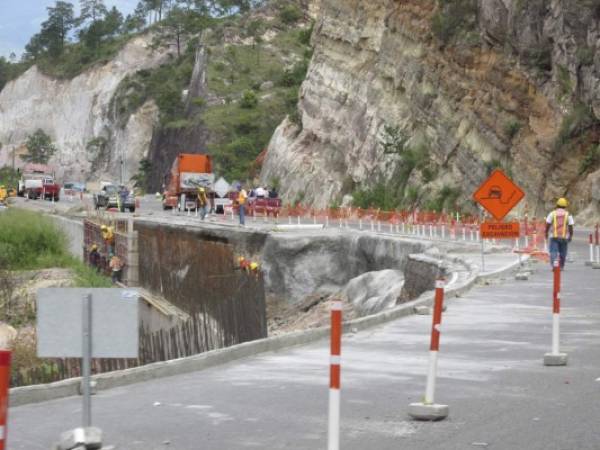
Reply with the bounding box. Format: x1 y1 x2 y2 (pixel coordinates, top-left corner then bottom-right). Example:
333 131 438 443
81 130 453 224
37 288 139 358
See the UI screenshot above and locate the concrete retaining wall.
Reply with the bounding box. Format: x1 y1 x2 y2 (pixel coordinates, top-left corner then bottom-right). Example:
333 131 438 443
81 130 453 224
48 215 84 260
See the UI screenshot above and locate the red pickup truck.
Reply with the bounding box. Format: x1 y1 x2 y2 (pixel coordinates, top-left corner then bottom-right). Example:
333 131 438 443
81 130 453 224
25 177 61 201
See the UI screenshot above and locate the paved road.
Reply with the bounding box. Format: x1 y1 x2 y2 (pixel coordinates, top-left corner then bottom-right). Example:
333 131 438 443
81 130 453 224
9 238 600 449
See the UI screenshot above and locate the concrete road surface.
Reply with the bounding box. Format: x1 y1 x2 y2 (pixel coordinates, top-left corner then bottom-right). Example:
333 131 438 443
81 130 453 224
9 239 600 449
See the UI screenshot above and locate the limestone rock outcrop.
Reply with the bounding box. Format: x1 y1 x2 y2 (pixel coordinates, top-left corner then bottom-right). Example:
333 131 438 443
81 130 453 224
0 34 172 183
261 0 600 221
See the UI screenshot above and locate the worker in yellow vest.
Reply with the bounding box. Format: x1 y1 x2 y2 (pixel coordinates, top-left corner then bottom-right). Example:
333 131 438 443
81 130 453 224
544 198 574 270
0 186 7 205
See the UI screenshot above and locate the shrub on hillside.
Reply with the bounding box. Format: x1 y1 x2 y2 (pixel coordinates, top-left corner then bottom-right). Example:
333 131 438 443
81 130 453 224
280 5 303 24
431 0 478 45
240 90 258 108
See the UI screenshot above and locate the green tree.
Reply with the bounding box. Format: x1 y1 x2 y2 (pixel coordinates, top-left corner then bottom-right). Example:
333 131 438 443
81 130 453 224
247 20 263 65
23 130 57 164
159 6 188 57
79 0 108 24
103 6 124 37
40 1 76 57
124 2 147 32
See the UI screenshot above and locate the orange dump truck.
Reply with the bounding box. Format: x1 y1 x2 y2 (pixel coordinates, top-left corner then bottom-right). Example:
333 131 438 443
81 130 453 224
162 154 214 210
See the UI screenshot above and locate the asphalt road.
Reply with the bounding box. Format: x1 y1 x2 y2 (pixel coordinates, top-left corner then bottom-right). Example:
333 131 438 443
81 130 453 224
8 238 600 449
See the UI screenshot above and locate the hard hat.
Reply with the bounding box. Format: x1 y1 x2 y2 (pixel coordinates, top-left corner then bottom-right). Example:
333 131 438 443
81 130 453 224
238 256 245 262
250 262 259 271
557 198 568 208
101 225 107 230
91 244 98 250
198 187 205 192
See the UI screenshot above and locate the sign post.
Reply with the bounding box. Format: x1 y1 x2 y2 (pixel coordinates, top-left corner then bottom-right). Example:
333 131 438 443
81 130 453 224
37 288 139 446
82 293 92 428
473 170 525 272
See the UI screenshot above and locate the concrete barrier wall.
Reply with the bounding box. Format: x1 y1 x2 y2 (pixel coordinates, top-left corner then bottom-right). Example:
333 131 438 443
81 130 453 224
48 215 84 260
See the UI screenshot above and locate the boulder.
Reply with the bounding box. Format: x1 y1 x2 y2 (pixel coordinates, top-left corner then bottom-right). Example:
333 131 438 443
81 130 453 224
342 270 404 316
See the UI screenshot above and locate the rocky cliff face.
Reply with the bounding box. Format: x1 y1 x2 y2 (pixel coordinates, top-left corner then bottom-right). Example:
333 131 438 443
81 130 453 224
0 34 173 183
261 0 600 221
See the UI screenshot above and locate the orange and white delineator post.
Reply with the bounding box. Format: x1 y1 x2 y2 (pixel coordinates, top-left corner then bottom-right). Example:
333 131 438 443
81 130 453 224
595 225 600 264
0 350 11 450
408 280 449 420
425 280 444 404
588 234 594 266
328 301 342 450
544 260 568 366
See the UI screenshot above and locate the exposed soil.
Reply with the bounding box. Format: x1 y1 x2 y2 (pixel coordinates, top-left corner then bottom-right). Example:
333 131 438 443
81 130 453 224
266 294 357 336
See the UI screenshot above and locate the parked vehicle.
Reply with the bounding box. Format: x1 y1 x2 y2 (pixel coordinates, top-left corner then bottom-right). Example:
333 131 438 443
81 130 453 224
18 163 58 200
162 154 214 211
25 177 61 201
63 182 86 193
93 184 136 212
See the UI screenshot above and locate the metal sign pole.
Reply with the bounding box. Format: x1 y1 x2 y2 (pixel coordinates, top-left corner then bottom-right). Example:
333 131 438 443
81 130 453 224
481 236 485 272
82 293 92 428
480 209 485 273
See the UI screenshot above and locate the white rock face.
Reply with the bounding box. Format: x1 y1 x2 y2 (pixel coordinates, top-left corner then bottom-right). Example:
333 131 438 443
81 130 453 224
0 34 171 183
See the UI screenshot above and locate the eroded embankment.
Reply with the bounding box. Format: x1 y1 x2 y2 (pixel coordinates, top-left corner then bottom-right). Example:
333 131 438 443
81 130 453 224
134 220 446 326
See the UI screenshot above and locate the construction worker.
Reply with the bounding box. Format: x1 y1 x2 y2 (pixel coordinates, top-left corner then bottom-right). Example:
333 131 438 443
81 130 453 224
545 198 574 270
238 256 250 272
118 185 129 213
101 224 115 253
89 244 101 272
0 185 7 204
197 187 208 220
109 253 124 284
237 187 248 226
249 261 260 277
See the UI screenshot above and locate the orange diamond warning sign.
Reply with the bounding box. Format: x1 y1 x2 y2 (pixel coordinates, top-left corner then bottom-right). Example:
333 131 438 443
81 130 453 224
473 169 524 221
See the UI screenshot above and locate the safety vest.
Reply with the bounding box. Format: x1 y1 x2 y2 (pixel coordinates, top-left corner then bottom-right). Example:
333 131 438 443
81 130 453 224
552 209 569 238
238 190 247 205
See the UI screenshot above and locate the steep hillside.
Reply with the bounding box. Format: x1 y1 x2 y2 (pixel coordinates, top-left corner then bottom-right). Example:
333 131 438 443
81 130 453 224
0 33 170 183
261 0 600 221
0 0 312 190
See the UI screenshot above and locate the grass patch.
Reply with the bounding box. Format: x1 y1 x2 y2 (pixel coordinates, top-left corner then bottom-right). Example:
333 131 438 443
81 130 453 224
0 209 111 287
579 145 600 175
504 119 522 140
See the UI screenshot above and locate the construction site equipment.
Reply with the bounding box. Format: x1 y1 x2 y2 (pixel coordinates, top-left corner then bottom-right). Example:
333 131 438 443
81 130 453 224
162 154 214 211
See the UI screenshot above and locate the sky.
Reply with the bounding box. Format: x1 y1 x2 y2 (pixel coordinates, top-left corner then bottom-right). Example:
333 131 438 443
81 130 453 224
0 0 138 58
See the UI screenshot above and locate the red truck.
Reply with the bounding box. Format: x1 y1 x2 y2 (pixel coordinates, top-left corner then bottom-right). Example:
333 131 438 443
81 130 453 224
18 164 60 201
162 154 214 210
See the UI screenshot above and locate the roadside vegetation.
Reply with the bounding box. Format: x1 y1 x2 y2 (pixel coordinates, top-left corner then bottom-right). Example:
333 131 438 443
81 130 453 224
0 208 110 386
352 126 461 213
0 209 110 287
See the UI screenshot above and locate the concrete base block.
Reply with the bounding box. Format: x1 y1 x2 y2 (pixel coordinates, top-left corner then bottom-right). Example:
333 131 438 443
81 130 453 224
543 353 568 366
585 261 593 266
414 306 431 315
78 380 98 396
592 263 600 269
408 402 449 421
59 427 102 450
515 272 529 281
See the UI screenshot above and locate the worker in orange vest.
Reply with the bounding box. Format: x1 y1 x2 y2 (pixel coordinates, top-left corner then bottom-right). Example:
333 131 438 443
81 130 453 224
544 198 574 270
